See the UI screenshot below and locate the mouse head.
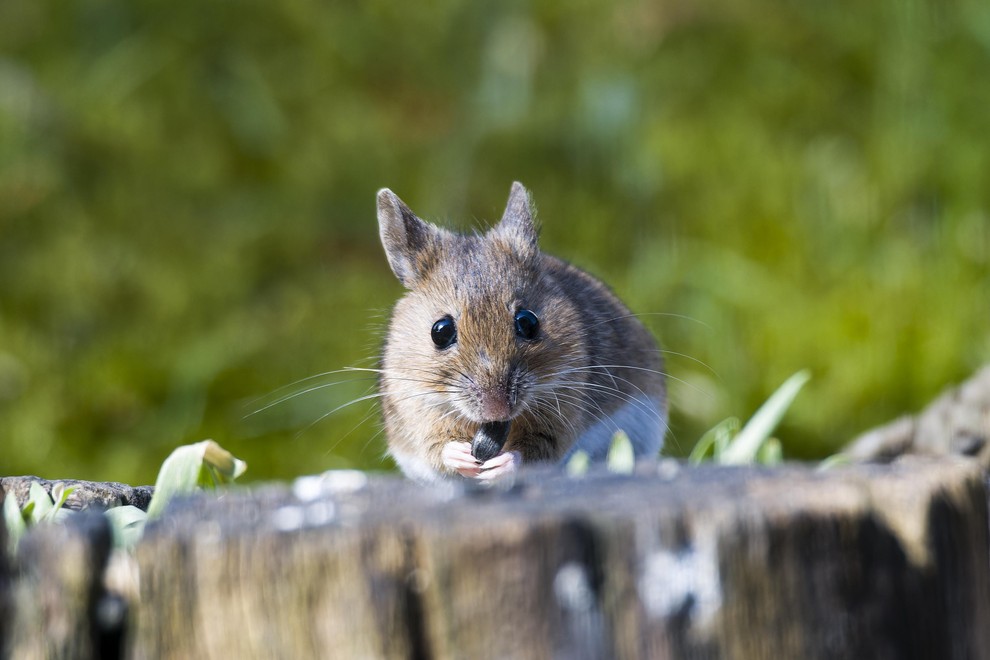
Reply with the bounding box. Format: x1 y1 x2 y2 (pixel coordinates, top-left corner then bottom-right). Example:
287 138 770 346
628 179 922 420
377 183 584 426
377 181 538 289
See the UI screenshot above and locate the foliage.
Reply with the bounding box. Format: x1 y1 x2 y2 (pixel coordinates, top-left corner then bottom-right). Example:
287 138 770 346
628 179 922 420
566 450 591 478
1 0 988 483
145 439 247 519
567 364 805 475
4 481 75 553
606 430 636 474
3 440 246 553
565 430 636 477
690 371 809 465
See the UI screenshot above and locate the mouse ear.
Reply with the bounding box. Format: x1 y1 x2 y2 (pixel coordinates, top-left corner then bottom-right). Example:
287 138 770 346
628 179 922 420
494 181 539 259
377 189 441 288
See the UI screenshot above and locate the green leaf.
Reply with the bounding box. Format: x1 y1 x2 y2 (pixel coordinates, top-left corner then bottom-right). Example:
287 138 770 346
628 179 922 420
19 500 36 522
146 439 247 519
690 417 740 464
37 482 77 523
3 494 27 552
146 444 209 519
50 483 76 511
719 370 811 465
817 453 853 471
566 450 590 477
104 505 149 549
606 430 635 474
28 482 54 523
756 437 784 465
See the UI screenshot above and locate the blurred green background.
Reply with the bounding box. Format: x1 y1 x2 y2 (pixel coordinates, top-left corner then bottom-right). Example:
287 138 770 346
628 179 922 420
1 0 988 485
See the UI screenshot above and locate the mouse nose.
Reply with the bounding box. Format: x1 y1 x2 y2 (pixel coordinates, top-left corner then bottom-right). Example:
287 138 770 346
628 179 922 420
478 387 512 421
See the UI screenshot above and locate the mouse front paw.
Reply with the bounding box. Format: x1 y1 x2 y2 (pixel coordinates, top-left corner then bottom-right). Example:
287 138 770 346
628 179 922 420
476 449 522 482
441 441 521 481
442 441 484 478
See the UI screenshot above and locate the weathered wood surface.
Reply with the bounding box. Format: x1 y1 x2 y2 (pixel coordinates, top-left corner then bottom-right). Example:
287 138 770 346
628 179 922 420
7 365 990 659
128 457 989 660
846 364 990 467
0 510 8 657
0 476 154 512
5 512 119 660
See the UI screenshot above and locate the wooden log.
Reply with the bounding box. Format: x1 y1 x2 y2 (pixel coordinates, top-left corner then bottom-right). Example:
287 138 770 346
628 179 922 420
0 476 154 512
0 508 8 656
846 364 990 467
131 457 990 660
5 512 117 660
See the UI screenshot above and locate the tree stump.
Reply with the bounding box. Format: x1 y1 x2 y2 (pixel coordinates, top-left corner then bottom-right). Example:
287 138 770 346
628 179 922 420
128 457 989 660
846 364 990 467
5 512 117 660
0 477 154 513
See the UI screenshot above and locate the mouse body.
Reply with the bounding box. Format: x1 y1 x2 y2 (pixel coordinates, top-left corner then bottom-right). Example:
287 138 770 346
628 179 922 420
377 182 667 483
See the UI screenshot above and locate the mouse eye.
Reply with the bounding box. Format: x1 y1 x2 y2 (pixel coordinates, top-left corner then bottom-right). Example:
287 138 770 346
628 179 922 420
514 309 540 341
431 316 457 349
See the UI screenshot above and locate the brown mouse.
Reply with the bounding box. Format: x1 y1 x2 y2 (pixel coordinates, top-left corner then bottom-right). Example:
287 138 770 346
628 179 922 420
377 182 667 483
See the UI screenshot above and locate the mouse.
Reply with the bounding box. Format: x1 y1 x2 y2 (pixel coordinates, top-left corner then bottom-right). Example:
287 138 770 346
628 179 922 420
376 182 667 483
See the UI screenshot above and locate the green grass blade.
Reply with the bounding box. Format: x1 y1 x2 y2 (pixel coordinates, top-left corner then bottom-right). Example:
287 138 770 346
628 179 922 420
50 483 76 512
817 453 853 471
19 500 36 521
719 370 811 465
756 437 784 465
690 417 740 464
3 494 28 552
607 430 635 474
566 450 590 477
28 482 53 523
688 427 718 464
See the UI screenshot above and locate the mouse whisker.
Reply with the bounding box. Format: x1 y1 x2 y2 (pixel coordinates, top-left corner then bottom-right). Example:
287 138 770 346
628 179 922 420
526 394 583 438
565 383 664 425
554 364 710 400
649 348 719 376
251 363 463 419
588 311 712 331
530 390 612 438
247 376 380 418
302 385 460 441
294 390 388 440
321 404 386 458
543 371 665 423
533 378 665 430
245 368 383 408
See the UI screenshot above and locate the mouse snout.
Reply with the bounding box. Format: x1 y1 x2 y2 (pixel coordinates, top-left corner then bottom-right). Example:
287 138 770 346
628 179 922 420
466 370 516 422
477 386 512 421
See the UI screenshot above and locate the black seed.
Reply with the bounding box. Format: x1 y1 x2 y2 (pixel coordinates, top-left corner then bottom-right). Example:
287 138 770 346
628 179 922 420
472 420 511 462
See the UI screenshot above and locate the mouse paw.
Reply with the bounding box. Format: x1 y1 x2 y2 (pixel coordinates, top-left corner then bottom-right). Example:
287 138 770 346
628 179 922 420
442 441 483 478
477 450 522 482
